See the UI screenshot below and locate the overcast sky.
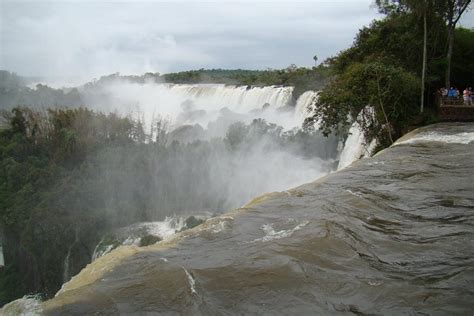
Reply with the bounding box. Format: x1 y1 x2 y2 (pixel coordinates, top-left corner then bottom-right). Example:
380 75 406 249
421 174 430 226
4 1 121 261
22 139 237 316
1 0 473 81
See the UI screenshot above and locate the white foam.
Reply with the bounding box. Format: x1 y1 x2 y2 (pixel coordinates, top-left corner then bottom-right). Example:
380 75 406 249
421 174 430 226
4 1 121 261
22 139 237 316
0 295 42 316
346 189 363 198
395 132 474 145
252 220 309 243
141 217 186 240
183 268 197 295
210 221 228 234
91 244 115 262
91 217 188 261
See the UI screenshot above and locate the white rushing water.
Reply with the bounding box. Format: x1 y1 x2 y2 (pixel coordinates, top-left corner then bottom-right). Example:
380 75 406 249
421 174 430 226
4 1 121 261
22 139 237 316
91 216 190 262
83 83 302 131
395 131 474 145
338 121 369 170
294 91 318 123
0 295 42 316
337 108 377 170
252 220 310 243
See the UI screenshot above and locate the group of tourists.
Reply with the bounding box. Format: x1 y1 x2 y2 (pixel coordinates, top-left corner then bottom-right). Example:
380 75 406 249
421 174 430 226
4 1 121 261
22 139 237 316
438 86 473 105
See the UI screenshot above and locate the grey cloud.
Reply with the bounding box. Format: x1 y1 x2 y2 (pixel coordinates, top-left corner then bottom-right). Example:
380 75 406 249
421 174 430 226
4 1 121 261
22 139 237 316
7 0 460 81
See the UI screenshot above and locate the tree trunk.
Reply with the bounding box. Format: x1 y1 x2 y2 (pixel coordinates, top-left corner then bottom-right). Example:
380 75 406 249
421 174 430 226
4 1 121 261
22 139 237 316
445 23 454 88
421 11 427 113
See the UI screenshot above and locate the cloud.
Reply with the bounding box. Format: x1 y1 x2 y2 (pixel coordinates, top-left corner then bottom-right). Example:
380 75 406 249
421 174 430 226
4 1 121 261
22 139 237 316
1 1 385 79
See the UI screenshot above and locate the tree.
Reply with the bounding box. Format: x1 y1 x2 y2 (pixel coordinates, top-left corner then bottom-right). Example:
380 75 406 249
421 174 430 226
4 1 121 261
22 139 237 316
421 1 428 113
313 55 318 67
305 61 420 147
405 0 431 113
441 0 471 87
375 0 435 113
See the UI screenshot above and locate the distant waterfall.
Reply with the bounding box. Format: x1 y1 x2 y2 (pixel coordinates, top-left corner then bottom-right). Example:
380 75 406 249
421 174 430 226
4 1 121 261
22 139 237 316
83 83 319 131
166 84 294 112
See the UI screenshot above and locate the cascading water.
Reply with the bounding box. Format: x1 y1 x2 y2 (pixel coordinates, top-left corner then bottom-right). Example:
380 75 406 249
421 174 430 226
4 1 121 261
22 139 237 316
166 84 294 112
91 216 195 262
337 121 369 170
294 90 318 123
62 229 80 284
82 83 297 130
337 108 377 170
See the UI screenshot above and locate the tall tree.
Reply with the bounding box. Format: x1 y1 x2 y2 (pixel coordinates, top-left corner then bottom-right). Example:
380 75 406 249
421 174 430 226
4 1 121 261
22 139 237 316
410 0 431 113
421 3 428 113
376 0 431 113
441 0 471 87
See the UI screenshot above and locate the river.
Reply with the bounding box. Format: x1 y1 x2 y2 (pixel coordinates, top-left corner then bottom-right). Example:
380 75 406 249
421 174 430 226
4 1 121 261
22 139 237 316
25 122 473 315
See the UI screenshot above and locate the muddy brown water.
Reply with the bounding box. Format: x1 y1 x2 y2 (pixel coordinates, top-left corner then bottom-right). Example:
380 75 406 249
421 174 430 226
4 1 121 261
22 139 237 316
42 123 474 315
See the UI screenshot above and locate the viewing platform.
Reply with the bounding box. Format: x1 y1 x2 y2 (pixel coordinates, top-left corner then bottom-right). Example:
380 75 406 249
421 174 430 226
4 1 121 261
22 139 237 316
438 97 474 122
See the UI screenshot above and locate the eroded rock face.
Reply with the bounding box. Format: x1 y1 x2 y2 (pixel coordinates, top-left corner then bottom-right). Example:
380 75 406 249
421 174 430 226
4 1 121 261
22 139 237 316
42 123 474 315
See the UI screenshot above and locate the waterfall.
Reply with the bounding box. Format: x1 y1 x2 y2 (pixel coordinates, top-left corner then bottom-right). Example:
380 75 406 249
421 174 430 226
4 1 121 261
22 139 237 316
337 108 377 170
294 91 318 123
63 228 79 283
0 244 4 268
0 226 4 268
63 249 71 284
84 83 297 130
166 84 294 112
337 121 367 170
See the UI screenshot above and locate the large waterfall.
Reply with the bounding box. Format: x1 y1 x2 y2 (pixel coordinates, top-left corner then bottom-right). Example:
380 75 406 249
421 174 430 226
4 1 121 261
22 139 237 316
165 84 294 112
82 83 302 131
78 82 341 212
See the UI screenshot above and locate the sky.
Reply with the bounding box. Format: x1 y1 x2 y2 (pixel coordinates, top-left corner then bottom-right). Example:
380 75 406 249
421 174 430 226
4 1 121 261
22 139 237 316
1 0 473 82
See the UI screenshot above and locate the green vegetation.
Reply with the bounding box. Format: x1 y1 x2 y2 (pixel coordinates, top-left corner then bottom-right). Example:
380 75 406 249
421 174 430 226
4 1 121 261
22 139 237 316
0 108 136 303
305 1 473 148
307 61 420 147
162 67 330 100
0 71 83 110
